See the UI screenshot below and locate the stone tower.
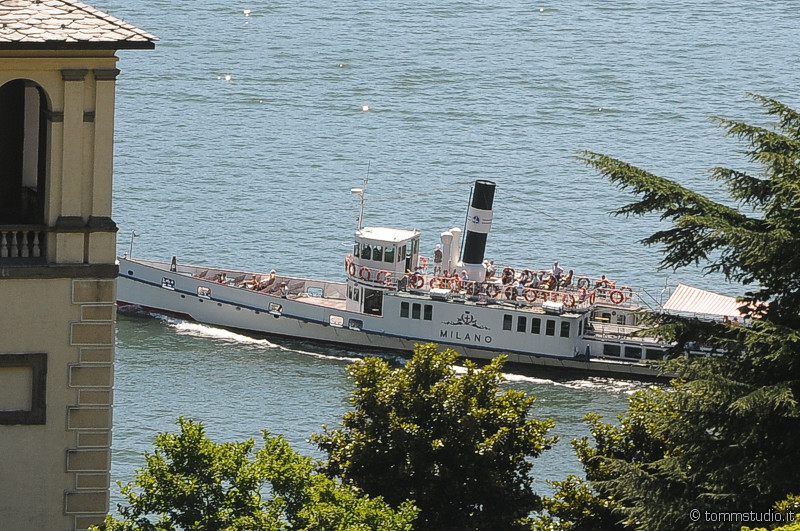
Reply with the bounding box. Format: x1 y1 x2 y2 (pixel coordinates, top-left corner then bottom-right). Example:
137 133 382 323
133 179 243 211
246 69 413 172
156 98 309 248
0 1 154 529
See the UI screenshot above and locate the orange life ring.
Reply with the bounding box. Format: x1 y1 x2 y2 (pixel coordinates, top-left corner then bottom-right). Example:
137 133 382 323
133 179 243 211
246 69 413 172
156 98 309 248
359 266 371 281
449 277 462 291
410 274 424 289
621 286 634 300
562 293 576 307
589 290 596 305
521 269 534 283
419 256 428 268
610 289 624 304
523 288 537 302
348 262 357 277
430 277 443 289
376 270 389 283
503 267 515 279
486 284 500 297
577 277 590 289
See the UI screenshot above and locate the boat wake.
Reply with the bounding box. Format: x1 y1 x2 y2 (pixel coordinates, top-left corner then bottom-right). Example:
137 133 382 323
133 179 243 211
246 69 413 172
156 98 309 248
165 319 366 364
501 372 652 394
173 321 278 347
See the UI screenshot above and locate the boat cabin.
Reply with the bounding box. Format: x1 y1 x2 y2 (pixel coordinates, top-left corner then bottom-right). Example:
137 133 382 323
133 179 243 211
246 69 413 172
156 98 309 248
346 226 420 315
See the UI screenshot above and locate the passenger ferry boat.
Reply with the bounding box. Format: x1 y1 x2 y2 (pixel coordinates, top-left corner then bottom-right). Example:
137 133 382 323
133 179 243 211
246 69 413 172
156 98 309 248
117 180 714 379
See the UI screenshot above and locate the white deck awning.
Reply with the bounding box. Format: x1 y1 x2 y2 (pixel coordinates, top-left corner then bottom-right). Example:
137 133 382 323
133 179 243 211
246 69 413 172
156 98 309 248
663 283 744 317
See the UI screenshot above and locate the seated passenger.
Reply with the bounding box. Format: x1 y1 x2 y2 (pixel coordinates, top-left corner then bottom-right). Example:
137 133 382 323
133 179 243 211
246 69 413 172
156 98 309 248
560 269 574 289
594 274 615 289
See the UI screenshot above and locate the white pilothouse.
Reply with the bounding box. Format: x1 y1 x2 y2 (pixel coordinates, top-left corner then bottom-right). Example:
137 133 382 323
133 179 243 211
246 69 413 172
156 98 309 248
117 180 676 379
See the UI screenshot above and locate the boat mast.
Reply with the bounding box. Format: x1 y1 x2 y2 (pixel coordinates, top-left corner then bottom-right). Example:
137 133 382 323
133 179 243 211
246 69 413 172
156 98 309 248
350 162 370 230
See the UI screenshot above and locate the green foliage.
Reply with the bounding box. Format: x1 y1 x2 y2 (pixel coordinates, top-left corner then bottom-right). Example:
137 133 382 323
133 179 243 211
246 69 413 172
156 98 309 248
313 343 557 531
535 95 800 530
92 417 416 531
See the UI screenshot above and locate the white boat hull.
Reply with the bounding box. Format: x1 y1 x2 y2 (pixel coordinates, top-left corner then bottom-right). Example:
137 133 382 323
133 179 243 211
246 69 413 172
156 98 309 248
117 257 669 379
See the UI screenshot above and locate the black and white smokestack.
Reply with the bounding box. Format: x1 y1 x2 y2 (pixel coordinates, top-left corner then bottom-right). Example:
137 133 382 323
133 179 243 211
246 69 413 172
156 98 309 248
462 179 495 267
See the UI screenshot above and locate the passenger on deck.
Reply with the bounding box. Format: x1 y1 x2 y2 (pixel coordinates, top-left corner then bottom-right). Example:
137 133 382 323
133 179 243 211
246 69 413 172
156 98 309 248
530 271 541 288
501 267 514 285
486 260 496 278
552 261 564 285
515 279 525 299
560 269 574 289
460 269 469 282
541 273 555 290
578 285 588 302
280 282 288 298
594 274 615 289
433 244 443 276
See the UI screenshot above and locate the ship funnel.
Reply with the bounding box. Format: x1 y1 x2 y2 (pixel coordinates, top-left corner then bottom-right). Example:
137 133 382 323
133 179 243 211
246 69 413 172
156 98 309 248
460 180 495 282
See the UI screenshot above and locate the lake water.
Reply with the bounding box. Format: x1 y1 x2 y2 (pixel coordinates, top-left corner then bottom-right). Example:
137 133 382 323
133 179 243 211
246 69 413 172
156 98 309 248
92 0 800 509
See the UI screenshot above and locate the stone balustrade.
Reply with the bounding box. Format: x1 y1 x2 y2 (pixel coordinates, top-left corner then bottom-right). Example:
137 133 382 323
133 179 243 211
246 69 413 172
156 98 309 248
0 226 46 260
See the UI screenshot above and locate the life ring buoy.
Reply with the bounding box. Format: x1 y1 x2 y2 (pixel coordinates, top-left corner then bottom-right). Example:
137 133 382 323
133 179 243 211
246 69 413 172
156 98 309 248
521 269 534 283
523 288 537 302
348 262 357 277
621 286 634 300
504 286 514 299
359 266 371 281
383 272 392 287
419 256 428 268
449 278 462 291
577 277 590 289
410 274 424 289
486 284 500 298
610 289 624 304
503 267 515 279
376 270 389 283
563 293 576 307
430 277 443 289
589 290 596 305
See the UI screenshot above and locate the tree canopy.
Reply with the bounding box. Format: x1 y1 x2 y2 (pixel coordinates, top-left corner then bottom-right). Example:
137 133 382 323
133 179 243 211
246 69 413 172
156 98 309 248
534 95 800 530
93 417 417 531
313 343 557 531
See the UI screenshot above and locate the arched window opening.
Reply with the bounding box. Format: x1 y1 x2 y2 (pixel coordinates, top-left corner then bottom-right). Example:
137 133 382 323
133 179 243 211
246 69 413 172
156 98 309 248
0 79 48 226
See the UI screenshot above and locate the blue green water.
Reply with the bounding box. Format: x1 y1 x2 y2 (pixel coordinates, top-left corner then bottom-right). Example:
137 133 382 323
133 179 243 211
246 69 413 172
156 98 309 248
94 0 800 507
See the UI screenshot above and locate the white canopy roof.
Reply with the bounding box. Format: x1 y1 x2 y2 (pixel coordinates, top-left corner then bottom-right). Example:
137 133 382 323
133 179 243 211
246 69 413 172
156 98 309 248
663 283 744 317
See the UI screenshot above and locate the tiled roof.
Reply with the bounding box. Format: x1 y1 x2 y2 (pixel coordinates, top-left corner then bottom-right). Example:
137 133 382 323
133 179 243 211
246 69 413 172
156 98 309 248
0 0 156 49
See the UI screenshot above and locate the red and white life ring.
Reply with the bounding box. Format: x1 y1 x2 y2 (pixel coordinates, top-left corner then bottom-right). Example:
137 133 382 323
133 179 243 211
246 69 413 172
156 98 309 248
562 293 576 307
359 266 371 281
589 290 596 305
410 274 424 289
610 289 624 304
430 277 443 289
376 270 390 284
621 286 634 300
523 288 537 302
348 262 357 277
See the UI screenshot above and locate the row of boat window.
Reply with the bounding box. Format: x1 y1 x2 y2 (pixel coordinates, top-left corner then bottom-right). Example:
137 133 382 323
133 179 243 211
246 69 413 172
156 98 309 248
400 301 433 321
503 314 570 338
354 239 418 263
602 343 665 360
